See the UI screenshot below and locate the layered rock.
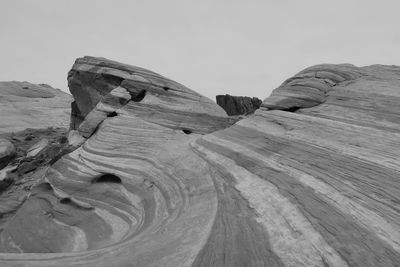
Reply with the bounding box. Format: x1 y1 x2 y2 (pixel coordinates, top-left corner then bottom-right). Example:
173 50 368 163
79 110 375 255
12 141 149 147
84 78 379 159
193 64 400 266
0 59 400 267
0 81 71 134
0 57 234 266
216 94 262 115
0 81 71 217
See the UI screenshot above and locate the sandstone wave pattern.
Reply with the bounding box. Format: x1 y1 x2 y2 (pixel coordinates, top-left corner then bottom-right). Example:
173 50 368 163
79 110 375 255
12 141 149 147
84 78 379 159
0 58 399 266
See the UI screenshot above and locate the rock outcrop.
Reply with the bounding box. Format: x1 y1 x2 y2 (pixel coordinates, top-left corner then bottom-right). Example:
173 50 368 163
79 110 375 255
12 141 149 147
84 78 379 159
0 81 71 134
216 94 262 115
0 59 400 266
0 139 15 169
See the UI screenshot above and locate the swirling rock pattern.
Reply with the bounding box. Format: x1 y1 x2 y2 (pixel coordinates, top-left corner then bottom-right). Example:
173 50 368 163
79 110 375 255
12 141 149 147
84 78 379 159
0 59 400 266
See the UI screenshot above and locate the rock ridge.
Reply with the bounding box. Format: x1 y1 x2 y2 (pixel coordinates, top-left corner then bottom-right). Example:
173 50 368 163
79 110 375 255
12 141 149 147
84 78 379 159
0 60 400 266
262 64 366 111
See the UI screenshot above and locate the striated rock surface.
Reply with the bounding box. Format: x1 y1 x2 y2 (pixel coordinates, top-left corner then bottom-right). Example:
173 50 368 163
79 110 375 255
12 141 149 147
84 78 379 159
26 139 50 158
0 81 72 134
0 59 400 266
216 94 262 115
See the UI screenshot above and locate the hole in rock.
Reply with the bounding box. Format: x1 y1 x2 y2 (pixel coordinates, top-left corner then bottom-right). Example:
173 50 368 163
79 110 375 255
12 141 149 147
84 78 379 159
163 86 169 91
60 197 72 204
107 111 118 117
182 129 192 134
283 106 300 112
59 136 68 144
131 90 146 102
92 173 122 184
24 135 34 141
101 74 124 87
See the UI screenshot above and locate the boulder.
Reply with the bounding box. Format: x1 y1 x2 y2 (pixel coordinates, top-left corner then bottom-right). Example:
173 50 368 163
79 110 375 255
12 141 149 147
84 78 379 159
216 94 262 115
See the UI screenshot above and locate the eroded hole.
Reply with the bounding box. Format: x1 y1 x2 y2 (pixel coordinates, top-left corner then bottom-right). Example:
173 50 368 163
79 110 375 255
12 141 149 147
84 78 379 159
163 86 169 91
59 136 68 144
60 197 72 204
107 111 118 117
92 173 122 184
101 74 124 87
131 90 146 102
182 129 192 134
282 106 300 112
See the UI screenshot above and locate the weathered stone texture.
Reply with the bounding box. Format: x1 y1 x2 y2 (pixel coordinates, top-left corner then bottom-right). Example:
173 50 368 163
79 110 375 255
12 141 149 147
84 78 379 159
0 59 400 266
0 81 71 134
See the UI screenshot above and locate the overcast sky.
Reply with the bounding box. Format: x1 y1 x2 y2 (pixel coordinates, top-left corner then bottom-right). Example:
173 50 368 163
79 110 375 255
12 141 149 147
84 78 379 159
1 0 399 100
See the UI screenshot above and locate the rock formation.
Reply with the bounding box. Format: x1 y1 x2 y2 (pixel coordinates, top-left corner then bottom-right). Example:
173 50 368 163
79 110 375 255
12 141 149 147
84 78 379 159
216 94 262 115
0 139 15 169
0 81 72 253
0 58 400 266
0 81 71 134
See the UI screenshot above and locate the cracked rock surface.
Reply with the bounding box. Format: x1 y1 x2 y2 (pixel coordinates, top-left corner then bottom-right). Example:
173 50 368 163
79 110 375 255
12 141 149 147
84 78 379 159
0 59 400 266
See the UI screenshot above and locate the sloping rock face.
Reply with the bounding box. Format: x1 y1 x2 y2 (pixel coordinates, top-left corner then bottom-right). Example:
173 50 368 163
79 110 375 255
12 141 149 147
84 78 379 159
1 60 400 267
216 94 262 115
0 81 71 134
193 64 400 266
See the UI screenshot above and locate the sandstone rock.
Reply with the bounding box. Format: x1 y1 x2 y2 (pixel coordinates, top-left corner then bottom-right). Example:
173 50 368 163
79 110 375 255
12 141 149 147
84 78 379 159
68 56 233 133
67 130 85 147
262 64 364 110
193 64 400 266
216 94 262 115
0 81 72 134
0 139 15 169
0 128 69 217
1 59 400 266
26 138 49 158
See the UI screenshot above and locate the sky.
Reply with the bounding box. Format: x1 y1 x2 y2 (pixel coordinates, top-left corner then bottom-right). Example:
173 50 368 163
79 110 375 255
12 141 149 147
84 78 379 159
1 0 400 101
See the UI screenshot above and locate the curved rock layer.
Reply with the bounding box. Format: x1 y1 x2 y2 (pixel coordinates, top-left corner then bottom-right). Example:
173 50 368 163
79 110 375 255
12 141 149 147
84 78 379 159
0 82 72 134
0 59 400 266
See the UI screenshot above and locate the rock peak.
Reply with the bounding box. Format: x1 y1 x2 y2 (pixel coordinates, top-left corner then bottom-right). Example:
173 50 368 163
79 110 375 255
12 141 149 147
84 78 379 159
216 94 262 116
